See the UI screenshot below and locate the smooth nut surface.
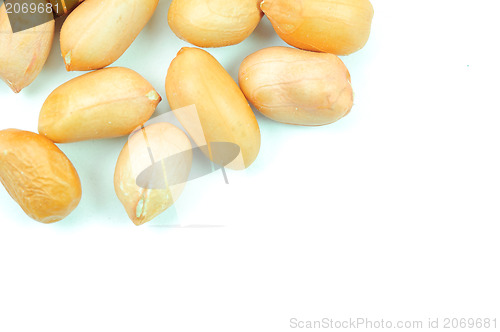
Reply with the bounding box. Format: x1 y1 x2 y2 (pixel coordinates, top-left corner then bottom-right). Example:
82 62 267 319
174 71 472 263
0 129 82 223
261 0 374 55
165 47 261 170
168 0 263 48
114 122 193 226
60 0 159 71
239 46 353 126
0 3 55 93
38 67 161 143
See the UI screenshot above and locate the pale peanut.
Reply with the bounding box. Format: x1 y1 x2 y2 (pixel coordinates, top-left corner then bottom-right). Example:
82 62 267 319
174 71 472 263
239 46 353 126
114 122 192 225
0 3 55 93
168 0 263 48
261 0 374 55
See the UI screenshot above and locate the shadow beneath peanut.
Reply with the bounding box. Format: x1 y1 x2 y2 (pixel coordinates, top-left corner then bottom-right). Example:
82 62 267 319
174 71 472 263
252 16 277 41
55 137 130 227
144 0 172 34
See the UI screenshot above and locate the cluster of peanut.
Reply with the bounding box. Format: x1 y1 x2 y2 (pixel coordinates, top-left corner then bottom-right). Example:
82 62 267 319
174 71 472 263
0 0 374 225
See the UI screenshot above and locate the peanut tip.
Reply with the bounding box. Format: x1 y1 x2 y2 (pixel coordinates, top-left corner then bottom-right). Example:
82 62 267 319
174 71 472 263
177 47 190 56
147 90 160 101
4 78 21 93
64 51 72 70
136 197 144 219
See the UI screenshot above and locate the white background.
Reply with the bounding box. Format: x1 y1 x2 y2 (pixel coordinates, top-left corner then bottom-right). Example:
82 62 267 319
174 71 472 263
1 0 499 331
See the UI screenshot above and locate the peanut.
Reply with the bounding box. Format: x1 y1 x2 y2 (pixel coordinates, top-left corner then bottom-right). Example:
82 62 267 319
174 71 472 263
261 0 374 55
48 0 85 17
239 46 353 126
0 3 55 93
165 47 261 170
0 129 81 223
114 123 192 225
38 67 161 143
168 0 263 48
60 0 159 71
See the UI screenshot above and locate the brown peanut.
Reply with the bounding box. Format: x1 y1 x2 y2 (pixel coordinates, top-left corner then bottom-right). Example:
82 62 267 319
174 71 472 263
38 67 161 143
60 0 159 71
0 129 81 223
165 47 261 170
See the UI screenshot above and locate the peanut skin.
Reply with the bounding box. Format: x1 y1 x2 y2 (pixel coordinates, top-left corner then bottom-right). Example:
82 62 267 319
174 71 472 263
60 0 159 71
261 0 374 55
168 0 263 47
239 47 353 126
114 123 193 225
38 67 161 143
0 129 82 223
0 4 55 93
165 47 261 170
